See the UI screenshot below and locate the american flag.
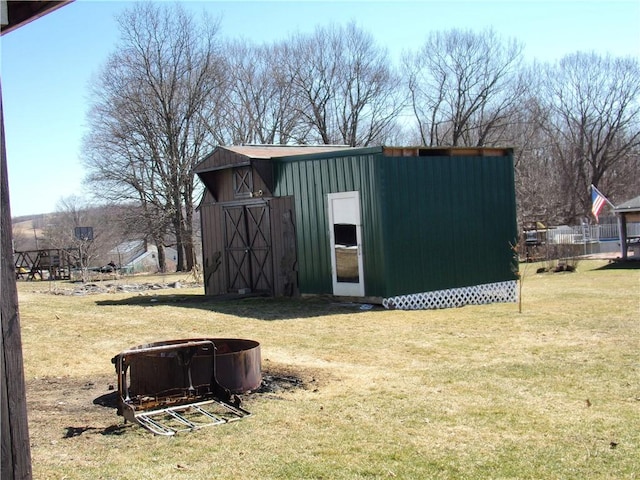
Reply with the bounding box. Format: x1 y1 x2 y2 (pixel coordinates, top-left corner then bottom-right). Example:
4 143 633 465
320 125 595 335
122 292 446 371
591 185 611 222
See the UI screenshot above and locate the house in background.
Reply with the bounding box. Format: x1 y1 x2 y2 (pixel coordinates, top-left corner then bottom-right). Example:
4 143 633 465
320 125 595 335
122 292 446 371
105 240 179 274
614 195 640 260
194 145 518 309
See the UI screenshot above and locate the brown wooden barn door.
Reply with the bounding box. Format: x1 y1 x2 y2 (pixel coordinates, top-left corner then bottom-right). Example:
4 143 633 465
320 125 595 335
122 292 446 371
223 206 250 292
245 203 272 292
223 203 272 294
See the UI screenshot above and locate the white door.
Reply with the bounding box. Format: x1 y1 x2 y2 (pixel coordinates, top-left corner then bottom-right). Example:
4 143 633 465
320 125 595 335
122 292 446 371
327 191 364 296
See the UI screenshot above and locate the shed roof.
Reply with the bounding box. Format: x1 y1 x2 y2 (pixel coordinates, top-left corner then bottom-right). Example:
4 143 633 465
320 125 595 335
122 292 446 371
195 144 514 174
614 195 640 214
224 145 351 158
195 145 354 173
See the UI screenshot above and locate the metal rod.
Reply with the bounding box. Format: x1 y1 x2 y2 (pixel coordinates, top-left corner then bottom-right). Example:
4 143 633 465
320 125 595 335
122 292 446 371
118 340 215 357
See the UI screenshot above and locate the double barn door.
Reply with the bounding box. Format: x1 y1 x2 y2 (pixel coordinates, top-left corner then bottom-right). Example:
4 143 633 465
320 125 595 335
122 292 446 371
223 203 272 294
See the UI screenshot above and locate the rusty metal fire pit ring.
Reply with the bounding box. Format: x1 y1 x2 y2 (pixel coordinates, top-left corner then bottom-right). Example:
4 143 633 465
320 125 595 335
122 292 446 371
111 338 261 435
125 337 261 394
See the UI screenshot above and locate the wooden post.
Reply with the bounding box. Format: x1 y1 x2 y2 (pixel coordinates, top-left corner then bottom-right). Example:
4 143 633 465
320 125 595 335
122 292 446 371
1 82 33 479
619 215 628 261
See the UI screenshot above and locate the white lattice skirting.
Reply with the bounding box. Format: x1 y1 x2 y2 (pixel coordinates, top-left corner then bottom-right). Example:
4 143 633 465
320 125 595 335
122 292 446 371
382 280 518 310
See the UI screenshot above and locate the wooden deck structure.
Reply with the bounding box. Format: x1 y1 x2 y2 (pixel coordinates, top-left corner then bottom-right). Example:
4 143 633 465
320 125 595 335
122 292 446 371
13 248 79 281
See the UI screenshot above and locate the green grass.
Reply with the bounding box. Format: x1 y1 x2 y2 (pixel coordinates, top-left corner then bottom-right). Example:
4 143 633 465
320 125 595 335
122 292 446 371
17 261 640 479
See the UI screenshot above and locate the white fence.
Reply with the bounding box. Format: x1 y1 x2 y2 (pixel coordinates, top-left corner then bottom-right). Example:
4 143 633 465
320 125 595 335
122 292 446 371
547 222 640 245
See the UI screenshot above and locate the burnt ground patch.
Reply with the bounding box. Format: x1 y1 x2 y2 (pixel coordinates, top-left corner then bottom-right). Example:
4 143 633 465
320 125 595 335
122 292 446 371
26 363 316 439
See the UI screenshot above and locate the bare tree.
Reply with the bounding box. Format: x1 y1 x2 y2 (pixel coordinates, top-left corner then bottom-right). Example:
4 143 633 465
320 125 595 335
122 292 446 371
83 106 172 262
41 196 122 279
211 40 306 145
333 23 406 146
508 98 557 222
494 65 561 224
538 52 640 221
286 23 404 146
404 28 526 147
83 3 224 271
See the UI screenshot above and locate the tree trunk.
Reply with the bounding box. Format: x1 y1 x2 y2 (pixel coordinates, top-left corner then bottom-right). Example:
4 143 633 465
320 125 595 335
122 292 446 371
156 242 167 273
183 201 195 271
173 219 185 272
184 231 194 271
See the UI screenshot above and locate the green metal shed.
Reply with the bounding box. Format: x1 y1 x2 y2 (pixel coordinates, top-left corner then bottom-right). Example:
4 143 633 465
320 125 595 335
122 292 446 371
195 145 518 309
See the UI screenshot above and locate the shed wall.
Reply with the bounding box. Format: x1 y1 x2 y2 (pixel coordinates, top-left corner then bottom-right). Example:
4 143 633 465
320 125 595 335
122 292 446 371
273 153 385 295
272 151 517 298
378 154 518 297
199 191 225 295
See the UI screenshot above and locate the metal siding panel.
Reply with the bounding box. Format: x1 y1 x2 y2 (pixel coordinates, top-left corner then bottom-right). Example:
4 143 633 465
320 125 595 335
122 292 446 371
386 157 455 295
430 157 456 290
379 159 402 294
296 161 312 291
450 156 472 286
414 158 430 288
377 161 394 293
328 158 339 192
464 155 517 288
423 157 449 290
274 153 383 295
311 160 332 292
473 157 494 284
359 154 385 296
460 157 483 283
396 158 416 290
479 157 498 282
280 159 330 294
347 156 359 190
378 153 517 297
336 157 348 191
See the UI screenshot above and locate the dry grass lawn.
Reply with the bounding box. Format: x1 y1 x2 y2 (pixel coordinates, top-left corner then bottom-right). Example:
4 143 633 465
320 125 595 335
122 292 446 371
17 261 640 479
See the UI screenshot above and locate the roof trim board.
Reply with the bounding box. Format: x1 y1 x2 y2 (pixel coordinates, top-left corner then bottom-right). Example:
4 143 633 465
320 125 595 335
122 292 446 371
195 144 516 175
1 0 73 35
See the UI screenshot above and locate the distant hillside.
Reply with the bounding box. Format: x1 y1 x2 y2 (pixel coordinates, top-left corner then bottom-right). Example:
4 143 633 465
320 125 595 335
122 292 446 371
11 214 52 251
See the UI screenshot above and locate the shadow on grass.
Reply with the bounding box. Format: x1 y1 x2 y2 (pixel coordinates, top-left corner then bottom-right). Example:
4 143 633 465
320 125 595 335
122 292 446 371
63 424 131 438
94 391 118 409
595 259 640 270
94 294 381 320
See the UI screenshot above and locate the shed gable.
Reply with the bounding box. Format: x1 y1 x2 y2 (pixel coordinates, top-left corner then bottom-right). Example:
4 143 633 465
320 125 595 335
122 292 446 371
194 145 355 201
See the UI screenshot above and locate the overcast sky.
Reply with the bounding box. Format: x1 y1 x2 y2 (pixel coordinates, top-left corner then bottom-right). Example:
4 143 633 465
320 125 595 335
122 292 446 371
2 0 639 217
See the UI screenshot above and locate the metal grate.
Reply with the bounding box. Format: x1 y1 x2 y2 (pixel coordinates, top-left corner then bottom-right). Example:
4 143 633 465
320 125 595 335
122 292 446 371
134 399 250 436
382 280 517 310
